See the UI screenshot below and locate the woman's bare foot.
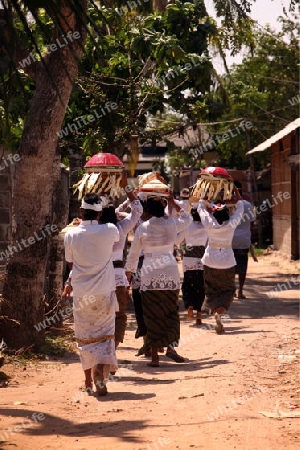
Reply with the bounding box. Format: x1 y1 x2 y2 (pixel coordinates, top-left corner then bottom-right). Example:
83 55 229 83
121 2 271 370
187 306 194 321
93 364 108 396
147 347 159 367
165 347 185 363
214 313 225 334
195 311 202 325
84 368 93 391
85 380 93 390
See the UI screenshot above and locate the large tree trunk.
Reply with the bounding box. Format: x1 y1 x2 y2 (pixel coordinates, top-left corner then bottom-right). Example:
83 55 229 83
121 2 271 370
152 0 169 12
0 1 87 348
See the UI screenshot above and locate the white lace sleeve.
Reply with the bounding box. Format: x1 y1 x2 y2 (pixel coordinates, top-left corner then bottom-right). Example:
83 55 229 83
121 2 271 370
173 209 192 233
118 200 143 235
197 200 213 229
115 199 130 213
124 228 142 273
176 229 186 246
230 200 244 227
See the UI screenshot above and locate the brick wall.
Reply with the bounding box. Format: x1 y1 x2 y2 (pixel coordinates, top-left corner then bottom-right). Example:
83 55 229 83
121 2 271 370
271 133 295 259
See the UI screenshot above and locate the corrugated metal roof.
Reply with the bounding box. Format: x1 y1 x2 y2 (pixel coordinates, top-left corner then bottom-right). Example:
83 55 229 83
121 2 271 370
246 118 300 155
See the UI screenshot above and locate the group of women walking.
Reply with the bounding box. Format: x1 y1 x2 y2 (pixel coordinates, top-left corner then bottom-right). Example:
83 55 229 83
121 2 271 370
64 173 245 394
125 183 244 366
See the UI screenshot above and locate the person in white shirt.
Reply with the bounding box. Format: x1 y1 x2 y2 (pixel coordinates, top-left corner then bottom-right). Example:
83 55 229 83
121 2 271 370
232 181 258 299
125 192 192 367
197 185 244 334
177 207 207 325
64 193 119 396
130 201 152 350
166 188 191 262
177 188 191 213
100 172 143 348
166 187 190 217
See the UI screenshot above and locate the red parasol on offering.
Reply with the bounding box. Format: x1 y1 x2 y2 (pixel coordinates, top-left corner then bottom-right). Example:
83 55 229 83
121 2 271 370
73 153 125 199
200 166 230 179
84 153 124 171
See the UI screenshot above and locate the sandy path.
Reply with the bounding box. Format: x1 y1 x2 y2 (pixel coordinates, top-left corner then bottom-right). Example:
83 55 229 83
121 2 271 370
0 252 299 450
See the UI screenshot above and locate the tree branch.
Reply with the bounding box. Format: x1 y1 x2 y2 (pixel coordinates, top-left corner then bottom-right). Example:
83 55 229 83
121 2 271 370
0 6 38 80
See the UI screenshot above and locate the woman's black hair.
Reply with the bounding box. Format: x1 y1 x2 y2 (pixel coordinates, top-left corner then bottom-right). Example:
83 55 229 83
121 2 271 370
100 206 118 225
145 197 165 218
213 207 230 224
191 208 200 222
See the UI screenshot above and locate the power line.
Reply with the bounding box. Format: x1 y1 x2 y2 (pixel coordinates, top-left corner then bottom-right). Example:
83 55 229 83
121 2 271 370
252 75 299 85
147 117 246 126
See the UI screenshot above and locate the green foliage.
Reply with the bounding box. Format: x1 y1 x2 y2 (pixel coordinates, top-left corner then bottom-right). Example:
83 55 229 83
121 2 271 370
2 0 280 161
59 0 216 159
211 0 255 55
0 2 68 150
37 332 76 356
4 331 76 363
167 145 205 171
0 68 33 151
201 18 299 169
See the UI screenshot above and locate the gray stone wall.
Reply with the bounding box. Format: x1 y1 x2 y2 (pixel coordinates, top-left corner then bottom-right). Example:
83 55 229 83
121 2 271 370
0 151 13 269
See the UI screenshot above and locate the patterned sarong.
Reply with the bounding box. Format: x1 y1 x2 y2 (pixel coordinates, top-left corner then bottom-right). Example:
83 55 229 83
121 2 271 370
202 265 235 313
73 292 118 374
141 290 180 349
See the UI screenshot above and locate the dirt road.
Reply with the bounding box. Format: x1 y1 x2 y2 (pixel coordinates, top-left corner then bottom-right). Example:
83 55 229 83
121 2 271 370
1 252 299 450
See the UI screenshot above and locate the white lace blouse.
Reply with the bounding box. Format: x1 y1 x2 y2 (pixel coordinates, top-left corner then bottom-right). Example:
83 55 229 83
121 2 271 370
197 200 244 269
125 210 192 291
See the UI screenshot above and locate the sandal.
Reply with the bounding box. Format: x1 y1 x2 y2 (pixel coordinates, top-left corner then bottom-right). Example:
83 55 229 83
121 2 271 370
166 350 185 363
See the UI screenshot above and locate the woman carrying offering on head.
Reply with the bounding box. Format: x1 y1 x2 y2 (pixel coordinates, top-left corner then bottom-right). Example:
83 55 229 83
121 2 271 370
177 207 207 326
197 182 244 334
125 191 192 367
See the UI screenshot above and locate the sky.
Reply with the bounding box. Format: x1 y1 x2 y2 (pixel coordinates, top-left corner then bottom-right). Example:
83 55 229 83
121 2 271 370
204 0 294 72
205 0 293 30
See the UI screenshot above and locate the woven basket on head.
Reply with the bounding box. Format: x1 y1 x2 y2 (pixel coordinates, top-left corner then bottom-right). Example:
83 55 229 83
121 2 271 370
190 167 237 208
138 172 170 198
